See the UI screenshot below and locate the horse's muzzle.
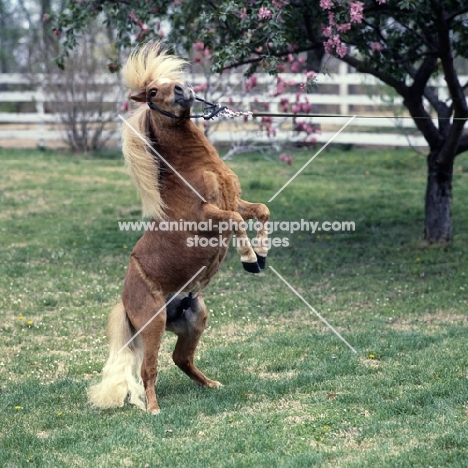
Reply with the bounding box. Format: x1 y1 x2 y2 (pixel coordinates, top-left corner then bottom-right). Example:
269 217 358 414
174 84 194 109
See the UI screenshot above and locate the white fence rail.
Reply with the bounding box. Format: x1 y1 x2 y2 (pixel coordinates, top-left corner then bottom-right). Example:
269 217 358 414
0 65 460 149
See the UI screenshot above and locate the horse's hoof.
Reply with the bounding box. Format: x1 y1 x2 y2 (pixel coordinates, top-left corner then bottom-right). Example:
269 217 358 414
148 408 161 415
206 380 223 389
242 261 261 273
255 252 266 270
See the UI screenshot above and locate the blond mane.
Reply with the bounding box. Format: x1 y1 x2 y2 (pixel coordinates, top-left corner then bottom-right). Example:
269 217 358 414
122 42 188 92
121 42 188 220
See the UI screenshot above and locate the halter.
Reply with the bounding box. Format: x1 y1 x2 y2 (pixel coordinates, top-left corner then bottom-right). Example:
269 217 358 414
147 95 251 120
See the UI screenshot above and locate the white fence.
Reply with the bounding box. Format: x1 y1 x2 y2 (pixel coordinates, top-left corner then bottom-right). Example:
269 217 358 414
0 64 457 149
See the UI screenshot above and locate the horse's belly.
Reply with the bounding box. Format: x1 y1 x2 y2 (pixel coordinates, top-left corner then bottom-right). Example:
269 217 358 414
130 230 231 293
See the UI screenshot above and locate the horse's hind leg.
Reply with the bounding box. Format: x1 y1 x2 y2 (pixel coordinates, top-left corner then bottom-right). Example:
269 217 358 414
166 293 222 388
123 259 167 414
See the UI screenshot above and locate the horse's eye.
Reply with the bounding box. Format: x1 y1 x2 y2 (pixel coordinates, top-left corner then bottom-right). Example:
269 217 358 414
149 89 157 97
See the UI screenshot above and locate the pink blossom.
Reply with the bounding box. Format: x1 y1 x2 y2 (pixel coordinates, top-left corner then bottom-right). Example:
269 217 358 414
245 75 258 91
129 11 138 23
239 7 247 19
349 2 364 23
324 36 348 58
120 101 129 113
305 70 316 80
273 81 286 96
141 23 149 31
258 6 272 20
336 43 348 57
193 83 207 93
302 102 313 113
320 0 333 10
42 13 50 23
272 0 287 7
337 22 351 32
322 25 333 38
193 42 205 52
376 0 386 3
291 61 300 73
52 28 61 37
370 41 383 52
280 154 293 165
331 34 341 47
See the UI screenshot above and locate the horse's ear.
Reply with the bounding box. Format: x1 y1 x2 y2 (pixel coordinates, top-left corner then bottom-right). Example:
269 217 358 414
130 90 147 102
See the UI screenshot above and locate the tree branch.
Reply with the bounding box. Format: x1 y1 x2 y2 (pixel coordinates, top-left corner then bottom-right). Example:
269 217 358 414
408 55 452 135
339 54 406 95
341 53 443 150
221 44 323 72
435 3 468 163
445 5 468 23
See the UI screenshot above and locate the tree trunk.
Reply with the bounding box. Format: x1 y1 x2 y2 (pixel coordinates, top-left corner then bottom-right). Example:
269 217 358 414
306 49 324 73
424 149 454 243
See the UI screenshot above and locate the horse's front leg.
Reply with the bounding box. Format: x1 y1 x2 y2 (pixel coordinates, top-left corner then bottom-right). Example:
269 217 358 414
202 203 261 273
237 200 270 269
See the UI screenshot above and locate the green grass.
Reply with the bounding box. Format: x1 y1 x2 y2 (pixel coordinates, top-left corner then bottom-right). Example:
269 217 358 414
1 146 468 468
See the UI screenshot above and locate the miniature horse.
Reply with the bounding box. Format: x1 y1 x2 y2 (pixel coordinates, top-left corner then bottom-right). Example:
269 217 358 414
88 43 270 414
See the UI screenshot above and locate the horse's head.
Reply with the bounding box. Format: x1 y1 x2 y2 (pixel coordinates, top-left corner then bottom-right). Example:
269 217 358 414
130 80 195 119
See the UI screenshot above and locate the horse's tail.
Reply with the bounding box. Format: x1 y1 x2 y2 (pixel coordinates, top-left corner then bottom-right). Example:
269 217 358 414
88 302 146 410
122 107 166 220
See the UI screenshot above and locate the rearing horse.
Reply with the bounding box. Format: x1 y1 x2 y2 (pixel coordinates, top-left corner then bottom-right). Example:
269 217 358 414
88 43 270 414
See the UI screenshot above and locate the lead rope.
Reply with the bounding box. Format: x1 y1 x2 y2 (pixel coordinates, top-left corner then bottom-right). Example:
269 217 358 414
147 95 252 120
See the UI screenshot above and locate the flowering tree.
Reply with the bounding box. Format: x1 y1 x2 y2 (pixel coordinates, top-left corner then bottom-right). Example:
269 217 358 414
316 0 468 243
50 0 468 242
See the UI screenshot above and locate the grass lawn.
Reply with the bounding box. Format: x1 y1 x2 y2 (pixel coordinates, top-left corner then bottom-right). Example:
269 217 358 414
0 145 467 467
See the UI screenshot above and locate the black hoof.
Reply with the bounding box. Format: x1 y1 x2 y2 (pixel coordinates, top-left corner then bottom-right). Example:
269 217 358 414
242 261 261 274
255 252 267 270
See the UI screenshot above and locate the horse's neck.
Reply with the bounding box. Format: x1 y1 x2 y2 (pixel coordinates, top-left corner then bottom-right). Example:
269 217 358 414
152 119 218 164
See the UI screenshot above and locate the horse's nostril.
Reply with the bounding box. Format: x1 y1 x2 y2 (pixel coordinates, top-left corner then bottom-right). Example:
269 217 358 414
174 85 183 93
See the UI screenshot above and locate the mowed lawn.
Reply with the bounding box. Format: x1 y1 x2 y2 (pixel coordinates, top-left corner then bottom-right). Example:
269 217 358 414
0 146 467 467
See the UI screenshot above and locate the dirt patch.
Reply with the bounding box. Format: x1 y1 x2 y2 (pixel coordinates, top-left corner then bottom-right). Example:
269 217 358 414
386 311 468 331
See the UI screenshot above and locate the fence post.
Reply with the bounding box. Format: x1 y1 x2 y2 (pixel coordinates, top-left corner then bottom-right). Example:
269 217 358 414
339 62 349 115
35 82 45 150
